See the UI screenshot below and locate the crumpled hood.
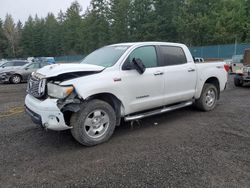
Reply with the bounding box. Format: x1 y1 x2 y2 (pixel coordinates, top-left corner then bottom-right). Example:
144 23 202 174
37 63 105 78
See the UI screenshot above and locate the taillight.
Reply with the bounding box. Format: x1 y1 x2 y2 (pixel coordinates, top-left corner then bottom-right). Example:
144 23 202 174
224 64 230 72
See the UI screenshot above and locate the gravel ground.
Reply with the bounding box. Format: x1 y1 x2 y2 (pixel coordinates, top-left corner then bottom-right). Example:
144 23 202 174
0 75 250 188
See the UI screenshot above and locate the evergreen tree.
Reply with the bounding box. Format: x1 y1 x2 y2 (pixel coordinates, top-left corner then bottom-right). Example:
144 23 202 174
82 0 110 53
22 16 35 57
128 0 156 41
3 14 18 57
43 13 60 56
0 19 8 58
0 0 250 58
109 0 130 43
63 1 83 54
15 20 23 57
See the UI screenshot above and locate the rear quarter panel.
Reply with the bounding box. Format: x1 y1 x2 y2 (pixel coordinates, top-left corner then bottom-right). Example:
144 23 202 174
195 62 228 99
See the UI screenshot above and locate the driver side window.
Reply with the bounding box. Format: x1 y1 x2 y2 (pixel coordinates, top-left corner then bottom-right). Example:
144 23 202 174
27 63 40 69
127 46 158 68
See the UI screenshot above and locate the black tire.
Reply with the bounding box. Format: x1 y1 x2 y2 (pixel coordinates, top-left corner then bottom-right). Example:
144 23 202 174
10 74 21 84
234 76 243 87
195 83 218 111
70 99 116 146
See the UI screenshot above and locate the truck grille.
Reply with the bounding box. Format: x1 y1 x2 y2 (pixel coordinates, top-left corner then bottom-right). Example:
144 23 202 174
27 73 46 98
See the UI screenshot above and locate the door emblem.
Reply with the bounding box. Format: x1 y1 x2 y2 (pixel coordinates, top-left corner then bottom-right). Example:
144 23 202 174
136 95 149 99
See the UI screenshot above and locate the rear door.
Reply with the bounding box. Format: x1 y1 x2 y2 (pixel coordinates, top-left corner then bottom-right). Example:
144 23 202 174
120 46 165 114
158 45 197 105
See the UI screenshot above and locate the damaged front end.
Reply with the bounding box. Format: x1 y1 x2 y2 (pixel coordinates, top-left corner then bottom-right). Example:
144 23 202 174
26 66 104 130
56 90 82 126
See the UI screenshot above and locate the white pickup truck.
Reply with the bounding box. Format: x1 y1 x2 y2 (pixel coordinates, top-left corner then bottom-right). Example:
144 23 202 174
25 42 228 146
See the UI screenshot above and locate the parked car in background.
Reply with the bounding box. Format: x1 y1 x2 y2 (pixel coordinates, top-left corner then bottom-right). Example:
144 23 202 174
234 49 250 87
0 60 29 70
0 61 49 84
231 55 244 73
34 57 56 64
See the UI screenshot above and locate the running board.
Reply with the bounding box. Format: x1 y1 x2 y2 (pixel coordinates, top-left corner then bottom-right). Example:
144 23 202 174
124 101 193 121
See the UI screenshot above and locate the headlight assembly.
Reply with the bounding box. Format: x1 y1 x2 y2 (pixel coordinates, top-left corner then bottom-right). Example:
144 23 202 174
47 83 74 99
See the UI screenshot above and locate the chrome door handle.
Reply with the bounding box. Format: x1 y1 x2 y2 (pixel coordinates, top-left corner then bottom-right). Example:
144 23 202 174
188 68 196 72
154 71 164 76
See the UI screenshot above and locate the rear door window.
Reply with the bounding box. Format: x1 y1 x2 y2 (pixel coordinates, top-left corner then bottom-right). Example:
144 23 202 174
159 46 187 66
27 63 40 69
128 46 158 68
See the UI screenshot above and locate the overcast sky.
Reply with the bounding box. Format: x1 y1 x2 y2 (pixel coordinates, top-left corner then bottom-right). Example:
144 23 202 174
0 0 91 23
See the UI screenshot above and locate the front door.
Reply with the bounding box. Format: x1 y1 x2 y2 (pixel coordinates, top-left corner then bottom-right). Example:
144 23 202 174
120 46 165 114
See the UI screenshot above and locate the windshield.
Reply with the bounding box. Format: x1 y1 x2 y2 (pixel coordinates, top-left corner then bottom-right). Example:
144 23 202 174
81 46 129 68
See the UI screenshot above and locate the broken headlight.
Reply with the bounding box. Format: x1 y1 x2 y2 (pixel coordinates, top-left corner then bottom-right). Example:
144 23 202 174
47 83 74 99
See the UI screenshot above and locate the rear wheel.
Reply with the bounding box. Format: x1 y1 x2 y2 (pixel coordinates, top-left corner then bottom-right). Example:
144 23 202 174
234 75 243 87
195 83 218 111
10 74 21 84
70 99 116 146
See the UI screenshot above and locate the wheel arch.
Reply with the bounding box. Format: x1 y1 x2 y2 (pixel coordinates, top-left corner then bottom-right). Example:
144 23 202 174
203 77 220 99
85 92 125 126
10 73 23 82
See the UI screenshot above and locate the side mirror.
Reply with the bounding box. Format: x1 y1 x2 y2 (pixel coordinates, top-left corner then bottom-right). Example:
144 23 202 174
25 67 29 70
132 58 146 74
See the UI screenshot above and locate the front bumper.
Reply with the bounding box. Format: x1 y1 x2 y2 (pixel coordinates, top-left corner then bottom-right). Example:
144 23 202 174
0 74 11 82
25 94 72 131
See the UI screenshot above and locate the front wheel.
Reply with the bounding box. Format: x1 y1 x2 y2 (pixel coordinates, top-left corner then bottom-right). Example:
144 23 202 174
195 83 218 111
10 74 21 84
70 99 116 146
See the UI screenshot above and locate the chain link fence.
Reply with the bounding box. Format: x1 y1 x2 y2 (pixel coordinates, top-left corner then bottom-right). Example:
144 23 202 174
189 43 250 59
55 55 85 63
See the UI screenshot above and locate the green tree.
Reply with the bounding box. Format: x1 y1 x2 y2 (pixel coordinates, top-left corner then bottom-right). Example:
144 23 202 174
43 13 60 56
0 19 8 58
128 0 156 41
22 16 35 56
62 1 83 54
3 14 18 57
109 0 131 43
15 20 23 57
154 0 184 42
82 0 110 53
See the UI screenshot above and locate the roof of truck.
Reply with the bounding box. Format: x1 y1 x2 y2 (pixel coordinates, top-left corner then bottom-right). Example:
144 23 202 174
110 42 185 47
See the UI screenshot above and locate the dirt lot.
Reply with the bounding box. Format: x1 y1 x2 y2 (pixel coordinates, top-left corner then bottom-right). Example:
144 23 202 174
0 75 250 188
